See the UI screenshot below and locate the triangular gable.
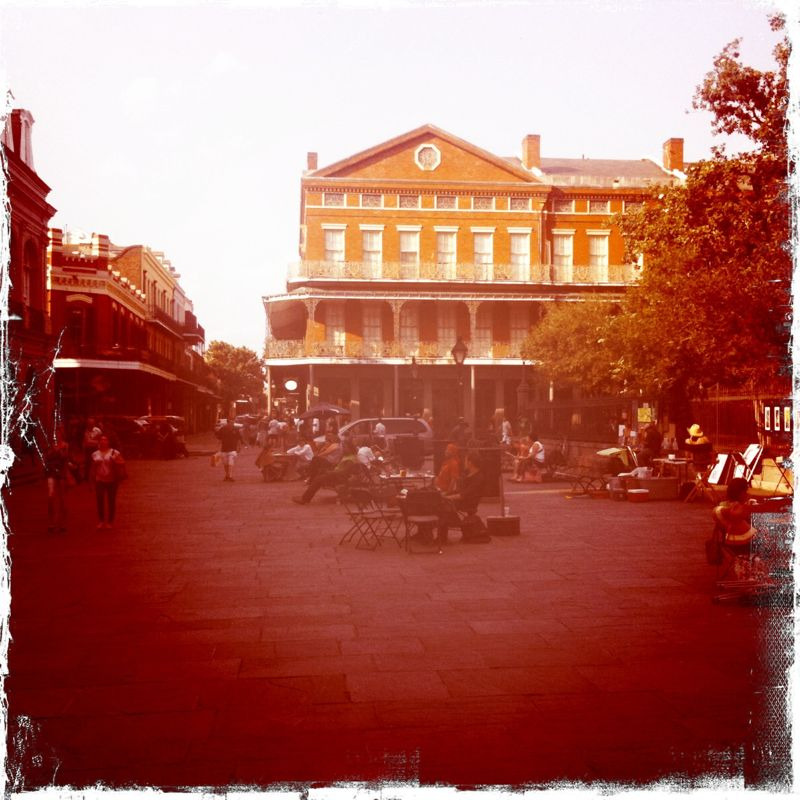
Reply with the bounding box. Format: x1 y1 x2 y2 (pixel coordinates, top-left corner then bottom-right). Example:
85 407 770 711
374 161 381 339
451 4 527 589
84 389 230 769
311 124 540 184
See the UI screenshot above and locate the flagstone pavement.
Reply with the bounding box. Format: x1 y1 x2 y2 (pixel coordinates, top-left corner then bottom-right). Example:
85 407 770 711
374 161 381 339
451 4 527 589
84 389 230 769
3 437 792 790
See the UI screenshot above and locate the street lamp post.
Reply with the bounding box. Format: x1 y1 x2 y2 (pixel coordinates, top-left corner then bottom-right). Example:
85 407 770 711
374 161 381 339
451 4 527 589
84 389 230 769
451 336 468 422
516 360 530 433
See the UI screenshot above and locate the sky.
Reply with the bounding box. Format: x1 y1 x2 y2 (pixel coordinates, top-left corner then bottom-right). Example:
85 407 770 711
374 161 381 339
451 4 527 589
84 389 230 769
0 0 791 354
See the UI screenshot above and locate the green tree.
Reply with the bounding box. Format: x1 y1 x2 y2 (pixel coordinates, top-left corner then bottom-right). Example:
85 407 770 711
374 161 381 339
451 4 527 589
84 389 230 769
523 16 790 410
205 341 265 410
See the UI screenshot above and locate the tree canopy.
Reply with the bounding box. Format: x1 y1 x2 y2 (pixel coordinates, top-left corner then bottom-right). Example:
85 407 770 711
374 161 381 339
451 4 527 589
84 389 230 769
205 341 265 408
522 16 791 406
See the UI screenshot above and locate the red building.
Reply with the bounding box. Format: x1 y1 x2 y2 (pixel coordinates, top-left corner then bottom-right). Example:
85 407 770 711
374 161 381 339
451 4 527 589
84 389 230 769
48 229 218 432
2 107 57 468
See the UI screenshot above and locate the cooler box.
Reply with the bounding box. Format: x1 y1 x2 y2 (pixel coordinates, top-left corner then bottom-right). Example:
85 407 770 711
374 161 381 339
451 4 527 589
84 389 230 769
627 489 650 503
487 516 520 536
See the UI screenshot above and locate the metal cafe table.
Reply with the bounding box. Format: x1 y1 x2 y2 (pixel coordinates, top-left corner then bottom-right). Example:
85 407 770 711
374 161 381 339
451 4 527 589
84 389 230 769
378 470 436 491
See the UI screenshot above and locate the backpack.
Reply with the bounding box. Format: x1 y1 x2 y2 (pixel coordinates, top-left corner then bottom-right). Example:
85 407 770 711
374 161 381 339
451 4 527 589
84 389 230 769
461 514 490 543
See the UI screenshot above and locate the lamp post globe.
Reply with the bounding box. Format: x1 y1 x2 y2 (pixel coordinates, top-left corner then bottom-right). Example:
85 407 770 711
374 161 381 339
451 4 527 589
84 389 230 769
450 337 467 366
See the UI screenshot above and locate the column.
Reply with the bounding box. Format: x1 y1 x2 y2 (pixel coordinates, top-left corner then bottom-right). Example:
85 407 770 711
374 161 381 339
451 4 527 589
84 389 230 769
303 298 318 350
307 363 315 409
266 365 272 414
393 364 399 416
466 301 479 343
423 374 433 419
469 364 477 434
390 300 402 356
350 372 360 419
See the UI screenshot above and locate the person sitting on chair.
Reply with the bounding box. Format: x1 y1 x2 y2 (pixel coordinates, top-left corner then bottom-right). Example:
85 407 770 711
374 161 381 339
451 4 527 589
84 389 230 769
284 436 314 478
435 443 461 493
292 441 360 505
512 434 545 482
306 432 342 481
685 423 713 476
712 477 757 577
437 450 484 545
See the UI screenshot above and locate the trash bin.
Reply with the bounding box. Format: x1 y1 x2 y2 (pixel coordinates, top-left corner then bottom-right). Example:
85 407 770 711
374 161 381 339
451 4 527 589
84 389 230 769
393 435 425 469
475 447 502 500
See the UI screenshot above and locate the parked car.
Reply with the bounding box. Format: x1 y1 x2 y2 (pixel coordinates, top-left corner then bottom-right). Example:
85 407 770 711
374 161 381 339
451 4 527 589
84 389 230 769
136 415 188 458
100 415 148 458
315 416 434 453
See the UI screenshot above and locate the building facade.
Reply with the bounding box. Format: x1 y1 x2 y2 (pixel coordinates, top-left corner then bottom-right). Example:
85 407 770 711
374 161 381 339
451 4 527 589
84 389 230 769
263 124 683 437
3 108 57 459
49 229 218 431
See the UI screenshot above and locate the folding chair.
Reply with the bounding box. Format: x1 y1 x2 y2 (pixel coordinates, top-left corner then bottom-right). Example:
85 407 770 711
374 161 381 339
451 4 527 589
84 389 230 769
353 487 404 548
684 462 725 503
339 488 402 550
399 489 443 554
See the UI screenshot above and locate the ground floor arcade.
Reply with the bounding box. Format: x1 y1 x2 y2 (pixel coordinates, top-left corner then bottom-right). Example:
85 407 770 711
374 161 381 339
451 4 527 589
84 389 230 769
266 361 631 441
54 363 218 433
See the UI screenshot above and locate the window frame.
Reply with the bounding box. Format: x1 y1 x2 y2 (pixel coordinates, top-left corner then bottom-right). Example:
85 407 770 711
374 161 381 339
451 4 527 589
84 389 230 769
322 223 347 263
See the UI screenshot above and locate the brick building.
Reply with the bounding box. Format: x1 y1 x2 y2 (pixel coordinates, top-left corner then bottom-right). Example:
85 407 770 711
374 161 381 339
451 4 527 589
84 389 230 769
48 229 218 431
2 107 57 459
263 124 683 437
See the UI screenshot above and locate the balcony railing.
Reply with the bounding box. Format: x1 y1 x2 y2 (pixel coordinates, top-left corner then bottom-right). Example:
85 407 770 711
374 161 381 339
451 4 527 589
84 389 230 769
288 260 637 284
148 305 184 336
264 338 525 361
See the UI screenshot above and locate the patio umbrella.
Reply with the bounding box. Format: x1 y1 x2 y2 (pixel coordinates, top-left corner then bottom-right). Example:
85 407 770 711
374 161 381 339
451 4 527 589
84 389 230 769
298 401 350 420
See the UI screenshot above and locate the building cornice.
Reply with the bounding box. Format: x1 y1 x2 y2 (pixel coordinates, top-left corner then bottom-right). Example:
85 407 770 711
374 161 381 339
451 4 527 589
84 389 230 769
50 270 147 312
302 178 552 194
263 288 623 305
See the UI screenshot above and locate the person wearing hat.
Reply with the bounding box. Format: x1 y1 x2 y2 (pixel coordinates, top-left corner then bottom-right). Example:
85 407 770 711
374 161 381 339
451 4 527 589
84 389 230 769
685 423 713 474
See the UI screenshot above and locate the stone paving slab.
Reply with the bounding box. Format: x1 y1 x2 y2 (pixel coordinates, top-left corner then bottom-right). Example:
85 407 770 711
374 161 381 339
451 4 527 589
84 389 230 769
3 445 791 790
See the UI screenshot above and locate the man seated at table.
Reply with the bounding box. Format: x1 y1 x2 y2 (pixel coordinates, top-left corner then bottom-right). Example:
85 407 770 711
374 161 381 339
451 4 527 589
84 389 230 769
284 436 315 478
436 450 484 545
292 441 361 505
638 423 662 467
306 432 342 481
435 443 461 493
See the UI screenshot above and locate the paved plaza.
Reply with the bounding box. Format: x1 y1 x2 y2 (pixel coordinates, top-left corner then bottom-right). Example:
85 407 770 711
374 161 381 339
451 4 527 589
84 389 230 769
4 438 791 790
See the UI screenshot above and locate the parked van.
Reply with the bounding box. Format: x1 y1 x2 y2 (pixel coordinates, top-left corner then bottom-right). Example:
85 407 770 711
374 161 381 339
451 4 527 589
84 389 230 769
315 417 433 452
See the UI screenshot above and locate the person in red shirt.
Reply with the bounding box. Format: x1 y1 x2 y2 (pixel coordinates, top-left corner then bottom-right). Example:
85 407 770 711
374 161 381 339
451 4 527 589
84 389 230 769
435 443 461 493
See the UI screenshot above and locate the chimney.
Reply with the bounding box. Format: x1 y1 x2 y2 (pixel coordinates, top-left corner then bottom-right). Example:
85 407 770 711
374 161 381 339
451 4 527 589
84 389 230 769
522 134 540 170
307 151 318 171
10 109 35 168
662 137 683 172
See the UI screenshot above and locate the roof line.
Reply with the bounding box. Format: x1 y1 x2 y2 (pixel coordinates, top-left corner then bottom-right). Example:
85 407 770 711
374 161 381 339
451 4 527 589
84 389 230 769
309 123 539 184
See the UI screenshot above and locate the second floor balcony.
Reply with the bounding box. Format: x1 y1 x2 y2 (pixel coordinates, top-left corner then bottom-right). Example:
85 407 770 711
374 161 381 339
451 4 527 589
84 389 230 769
265 337 526 362
288 260 637 285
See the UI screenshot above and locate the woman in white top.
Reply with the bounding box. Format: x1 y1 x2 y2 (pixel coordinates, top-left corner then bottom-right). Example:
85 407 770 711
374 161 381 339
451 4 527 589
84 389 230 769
90 435 126 529
512 434 545 482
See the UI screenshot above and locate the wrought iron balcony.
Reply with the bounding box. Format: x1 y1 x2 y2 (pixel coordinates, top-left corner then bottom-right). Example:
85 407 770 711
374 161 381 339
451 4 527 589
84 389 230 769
264 337 524 361
288 260 637 285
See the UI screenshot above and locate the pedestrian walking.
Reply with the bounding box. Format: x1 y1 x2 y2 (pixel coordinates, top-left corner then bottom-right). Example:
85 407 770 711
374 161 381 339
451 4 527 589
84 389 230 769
82 416 102 481
90 434 126 530
216 419 242 482
43 427 71 532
